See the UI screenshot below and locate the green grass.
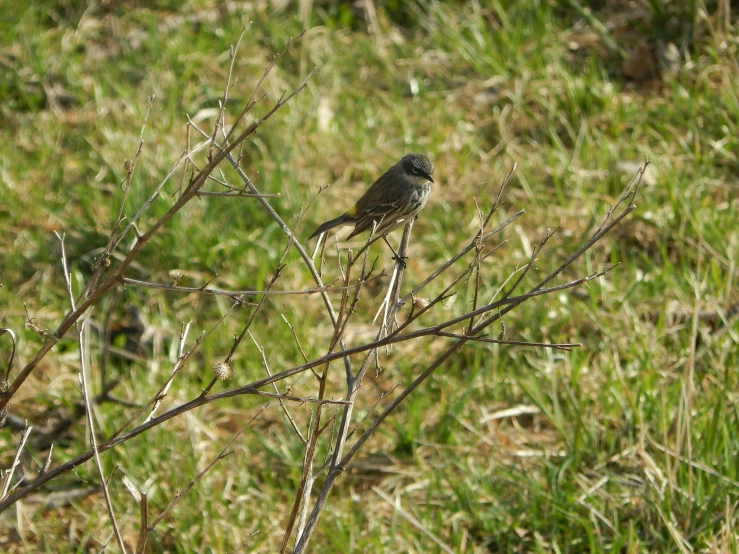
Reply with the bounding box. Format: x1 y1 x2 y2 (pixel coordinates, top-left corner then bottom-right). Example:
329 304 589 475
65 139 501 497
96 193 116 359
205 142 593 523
1 0 738 552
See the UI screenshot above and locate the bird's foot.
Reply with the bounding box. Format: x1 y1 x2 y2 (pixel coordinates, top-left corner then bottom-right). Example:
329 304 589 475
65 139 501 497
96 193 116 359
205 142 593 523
392 254 408 270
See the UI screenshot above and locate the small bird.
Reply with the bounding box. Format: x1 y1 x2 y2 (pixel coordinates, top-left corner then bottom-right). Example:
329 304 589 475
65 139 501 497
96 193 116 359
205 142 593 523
309 153 435 241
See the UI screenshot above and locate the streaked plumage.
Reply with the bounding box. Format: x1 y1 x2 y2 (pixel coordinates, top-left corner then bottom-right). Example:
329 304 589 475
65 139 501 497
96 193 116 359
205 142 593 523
309 153 434 240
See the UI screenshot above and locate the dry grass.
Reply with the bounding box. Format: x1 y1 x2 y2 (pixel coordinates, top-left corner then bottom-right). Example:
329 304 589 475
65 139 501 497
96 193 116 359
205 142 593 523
1 1 738 552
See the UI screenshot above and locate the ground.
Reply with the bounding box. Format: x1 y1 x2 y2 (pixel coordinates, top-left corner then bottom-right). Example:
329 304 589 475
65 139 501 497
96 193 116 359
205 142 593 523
1 1 738 552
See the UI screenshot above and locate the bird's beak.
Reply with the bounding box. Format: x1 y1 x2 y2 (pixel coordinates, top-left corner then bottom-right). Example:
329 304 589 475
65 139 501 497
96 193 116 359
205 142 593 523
422 172 434 183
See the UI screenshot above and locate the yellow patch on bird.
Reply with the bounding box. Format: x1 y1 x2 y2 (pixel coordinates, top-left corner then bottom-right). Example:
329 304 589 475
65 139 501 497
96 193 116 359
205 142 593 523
347 205 358 216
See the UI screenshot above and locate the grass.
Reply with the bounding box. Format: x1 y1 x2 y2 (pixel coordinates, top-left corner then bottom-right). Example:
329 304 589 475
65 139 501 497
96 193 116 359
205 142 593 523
1 0 738 552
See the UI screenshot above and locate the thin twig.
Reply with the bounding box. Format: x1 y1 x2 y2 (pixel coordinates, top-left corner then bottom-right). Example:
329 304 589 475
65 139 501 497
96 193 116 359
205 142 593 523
0 52 308 411
208 25 247 161
110 299 241 441
135 492 148 554
400 209 524 307
281 314 309 364
0 424 32 499
399 163 519 307
293 221 415 553
292 162 644 552
249 331 306 443
195 190 279 198
55 232 127 554
186 117 352 381
146 321 191 423
147 404 269 531
280 240 363 553
0 265 614 513
431 331 580 350
119 276 375 298
81 96 155 303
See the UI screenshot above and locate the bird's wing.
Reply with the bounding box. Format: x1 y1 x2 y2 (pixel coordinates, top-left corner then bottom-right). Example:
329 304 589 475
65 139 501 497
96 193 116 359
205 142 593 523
347 200 403 237
347 162 406 238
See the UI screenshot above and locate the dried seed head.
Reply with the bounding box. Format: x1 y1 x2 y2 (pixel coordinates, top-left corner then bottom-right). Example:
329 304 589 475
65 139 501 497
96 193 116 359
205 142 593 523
123 159 134 173
412 297 431 311
212 361 232 381
169 270 185 285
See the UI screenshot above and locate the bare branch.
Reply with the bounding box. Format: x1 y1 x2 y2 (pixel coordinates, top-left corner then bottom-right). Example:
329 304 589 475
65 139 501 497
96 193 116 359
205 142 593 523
431 331 580 351
82 95 155 302
0 53 310 410
208 25 248 161
281 314 309 364
291 162 644 551
54 232 127 553
249 331 306 443
187 118 353 380
400 208 524 306
294 221 415 552
147 404 269 531
195 190 279 198
0 424 32 499
0 266 621 514
145 321 192 423
119 276 376 299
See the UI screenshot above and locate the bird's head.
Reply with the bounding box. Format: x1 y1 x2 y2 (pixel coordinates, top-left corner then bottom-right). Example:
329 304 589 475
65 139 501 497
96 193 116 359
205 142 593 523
401 153 434 185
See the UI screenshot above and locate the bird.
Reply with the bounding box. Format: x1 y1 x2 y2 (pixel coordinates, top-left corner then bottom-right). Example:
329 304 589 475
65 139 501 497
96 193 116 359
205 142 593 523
308 153 434 241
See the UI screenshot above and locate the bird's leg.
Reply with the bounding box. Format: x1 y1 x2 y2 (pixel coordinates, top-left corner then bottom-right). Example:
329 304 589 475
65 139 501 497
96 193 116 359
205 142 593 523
382 235 407 269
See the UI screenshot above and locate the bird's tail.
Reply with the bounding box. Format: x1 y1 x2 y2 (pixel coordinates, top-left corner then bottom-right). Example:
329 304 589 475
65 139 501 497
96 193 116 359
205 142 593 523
308 213 350 239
